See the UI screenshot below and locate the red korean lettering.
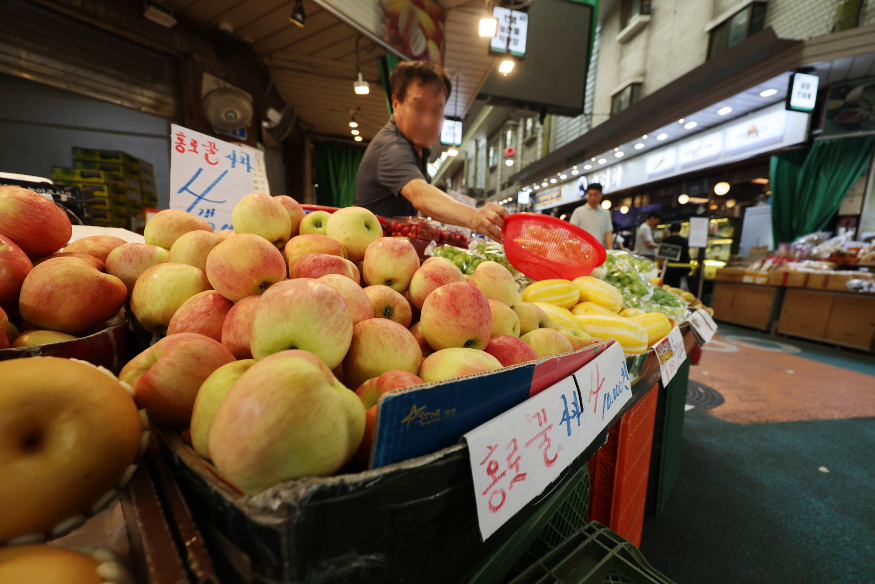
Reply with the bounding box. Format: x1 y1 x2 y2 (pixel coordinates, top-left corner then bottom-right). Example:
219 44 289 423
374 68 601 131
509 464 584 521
488 489 506 513
505 438 526 490
204 141 218 165
589 363 606 414
525 408 561 468
174 132 186 153
189 139 199 153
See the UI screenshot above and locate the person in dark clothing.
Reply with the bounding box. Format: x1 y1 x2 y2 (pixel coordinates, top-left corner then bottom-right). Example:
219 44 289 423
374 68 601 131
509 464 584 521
662 222 690 288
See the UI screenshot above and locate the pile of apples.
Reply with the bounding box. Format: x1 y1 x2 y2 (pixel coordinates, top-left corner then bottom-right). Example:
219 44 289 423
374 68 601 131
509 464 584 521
1 186 597 496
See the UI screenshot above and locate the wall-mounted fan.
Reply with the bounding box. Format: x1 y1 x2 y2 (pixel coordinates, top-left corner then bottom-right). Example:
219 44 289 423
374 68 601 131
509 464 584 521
203 86 253 132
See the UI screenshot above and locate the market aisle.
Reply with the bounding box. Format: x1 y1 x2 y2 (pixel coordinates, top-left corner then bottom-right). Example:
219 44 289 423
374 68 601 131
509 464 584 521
687 325 875 424
639 327 875 584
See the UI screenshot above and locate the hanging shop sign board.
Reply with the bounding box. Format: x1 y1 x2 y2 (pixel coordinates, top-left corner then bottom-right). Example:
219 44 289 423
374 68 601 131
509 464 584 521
490 6 529 58
652 326 687 387
786 72 819 113
688 309 718 346
645 148 677 177
441 119 463 145
688 217 710 248
656 242 683 261
464 343 631 540
678 132 723 168
724 109 788 155
169 124 268 231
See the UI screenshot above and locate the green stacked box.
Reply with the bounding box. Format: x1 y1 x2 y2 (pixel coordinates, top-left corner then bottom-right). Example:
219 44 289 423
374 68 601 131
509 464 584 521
69 148 158 227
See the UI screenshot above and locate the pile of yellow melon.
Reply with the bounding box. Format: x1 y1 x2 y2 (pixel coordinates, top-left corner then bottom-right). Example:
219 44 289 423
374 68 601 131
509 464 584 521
521 276 673 354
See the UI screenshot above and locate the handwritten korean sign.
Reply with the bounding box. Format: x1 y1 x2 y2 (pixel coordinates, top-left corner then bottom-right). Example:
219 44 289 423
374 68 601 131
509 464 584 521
688 309 718 346
169 124 268 231
464 343 631 540
652 326 687 386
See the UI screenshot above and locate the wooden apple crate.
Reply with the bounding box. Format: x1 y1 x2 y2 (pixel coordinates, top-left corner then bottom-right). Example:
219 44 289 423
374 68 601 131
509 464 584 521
154 335 678 584
0 320 130 373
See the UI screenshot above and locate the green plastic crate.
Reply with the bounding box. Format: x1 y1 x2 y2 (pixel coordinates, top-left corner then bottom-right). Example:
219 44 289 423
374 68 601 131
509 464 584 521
51 166 107 184
507 522 676 584
469 465 591 584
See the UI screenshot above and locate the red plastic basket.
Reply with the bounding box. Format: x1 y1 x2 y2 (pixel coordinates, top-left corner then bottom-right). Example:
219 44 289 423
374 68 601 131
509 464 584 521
301 204 339 214
502 213 606 281
587 383 659 547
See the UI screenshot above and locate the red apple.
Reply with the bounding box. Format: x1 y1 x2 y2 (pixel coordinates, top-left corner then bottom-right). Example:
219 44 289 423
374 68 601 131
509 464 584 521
0 185 72 256
11 330 78 348
232 193 291 249
318 274 373 325
284 234 346 275
420 282 492 351
364 285 412 327
0 306 9 349
484 335 539 367
250 279 353 369
221 295 260 359
418 348 503 383
63 236 127 264
131 263 212 334
120 333 235 428
354 370 424 466
31 252 106 273
0 234 32 310
293 254 360 284
325 207 382 262
276 195 306 237
167 291 234 342
342 318 423 389
489 299 521 337
408 256 465 310
469 260 520 307
19 258 126 334
520 328 574 358
205 234 287 302
363 237 420 292
168 230 224 272
105 243 169 297
144 209 213 250
216 229 235 240
409 321 434 359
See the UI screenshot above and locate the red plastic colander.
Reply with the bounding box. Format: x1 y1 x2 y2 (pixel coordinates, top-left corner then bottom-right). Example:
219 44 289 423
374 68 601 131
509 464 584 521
503 213 606 281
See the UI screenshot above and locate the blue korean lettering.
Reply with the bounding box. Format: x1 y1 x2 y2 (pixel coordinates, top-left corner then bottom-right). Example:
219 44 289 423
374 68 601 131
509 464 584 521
178 168 228 213
559 391 581 437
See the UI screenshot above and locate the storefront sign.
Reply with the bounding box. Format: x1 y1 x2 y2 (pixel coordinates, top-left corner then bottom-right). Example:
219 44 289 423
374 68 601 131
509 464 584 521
645 148 677 177
678 132 723 167
533 182 583 211
724 110 788 154
490 6 529 58
652 326 687 386
787 72 819 113
688 217 710 248
464 343 630 540
169 124 268 231
688 309 718 346
441 119 462 145
822 76 875 138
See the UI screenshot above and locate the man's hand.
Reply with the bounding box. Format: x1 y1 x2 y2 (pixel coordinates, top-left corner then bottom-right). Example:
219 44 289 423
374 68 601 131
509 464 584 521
472 202 509 242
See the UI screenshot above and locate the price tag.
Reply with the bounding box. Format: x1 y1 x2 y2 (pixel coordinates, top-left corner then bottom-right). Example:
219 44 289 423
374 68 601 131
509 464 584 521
169 124 268 232
464 343 631 540
652 326 687 386
688 309 718 346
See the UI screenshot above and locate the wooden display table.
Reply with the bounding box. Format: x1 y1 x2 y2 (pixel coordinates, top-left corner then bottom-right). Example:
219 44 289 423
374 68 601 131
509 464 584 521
779 288 875 351
711 282 782 331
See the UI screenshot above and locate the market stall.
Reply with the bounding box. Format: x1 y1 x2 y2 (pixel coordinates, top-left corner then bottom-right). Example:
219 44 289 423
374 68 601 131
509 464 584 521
0 185 712 583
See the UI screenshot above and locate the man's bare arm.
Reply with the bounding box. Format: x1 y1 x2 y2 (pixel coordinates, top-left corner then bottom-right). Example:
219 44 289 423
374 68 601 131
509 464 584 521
400 178 509 242
604 230 614 251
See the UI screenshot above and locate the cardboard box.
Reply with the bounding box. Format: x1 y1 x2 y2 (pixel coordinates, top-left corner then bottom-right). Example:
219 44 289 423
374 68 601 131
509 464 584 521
715 268 746 282
742 271 769 285
826 271 874 291
51 167 107 184
778 289 832 340
768 270 809 287
806 271 832 289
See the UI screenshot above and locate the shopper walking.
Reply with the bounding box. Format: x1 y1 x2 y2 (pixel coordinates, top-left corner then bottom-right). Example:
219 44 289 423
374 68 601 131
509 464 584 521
634 212 662 258
662 222 691 288
569 183 613 249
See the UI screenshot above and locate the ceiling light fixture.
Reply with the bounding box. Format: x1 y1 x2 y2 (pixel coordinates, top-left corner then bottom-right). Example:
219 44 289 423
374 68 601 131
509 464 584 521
657 133 668 140
598 158 607 164
584 164 592 170
601 200 611 209
714 182 730 195
534 185 540 190
591 157 596 161
684 121 697 129
751 178 769 184
718 106 732 115
349 121 358 128
634 143 645 149
726 199 736 208
542 182 548 187
620 205 629 214
678 194 689 204
571 169 579 175
560 174 567 179
289 0 305 27
448 148 458 156
614 147 619 151
678 119 684 124
479 1 498 37
560 214 567 220
642 134 648 139
354 136 362 141
615 151 624 157
505 159 514 166
499 59 514 74
353 36 370 95
550 178 557 183
351 129 360 135
760 88 777 97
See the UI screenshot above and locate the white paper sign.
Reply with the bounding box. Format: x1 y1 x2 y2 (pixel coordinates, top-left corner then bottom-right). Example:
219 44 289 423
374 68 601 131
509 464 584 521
169 124 268 231
464 343 631 540
688 309 718 346
652 326 687 387
688 217 710 248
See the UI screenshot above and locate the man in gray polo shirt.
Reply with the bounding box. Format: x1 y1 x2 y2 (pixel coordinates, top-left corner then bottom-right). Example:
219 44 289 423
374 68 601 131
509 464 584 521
354 60 508 242
569 183 613 249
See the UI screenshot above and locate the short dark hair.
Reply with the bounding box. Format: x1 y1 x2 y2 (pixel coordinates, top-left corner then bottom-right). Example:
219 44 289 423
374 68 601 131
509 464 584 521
648 212 663 220
587 183 603 192
389 61 452 103
669 222 681 233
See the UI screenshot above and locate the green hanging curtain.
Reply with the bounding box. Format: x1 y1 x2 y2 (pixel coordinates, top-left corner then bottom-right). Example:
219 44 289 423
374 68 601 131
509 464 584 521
770 136 875 246
314 141 366 209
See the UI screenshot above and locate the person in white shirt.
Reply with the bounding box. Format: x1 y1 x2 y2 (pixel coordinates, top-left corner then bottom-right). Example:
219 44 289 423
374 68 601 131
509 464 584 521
569 183 613 249
634 212 662 258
